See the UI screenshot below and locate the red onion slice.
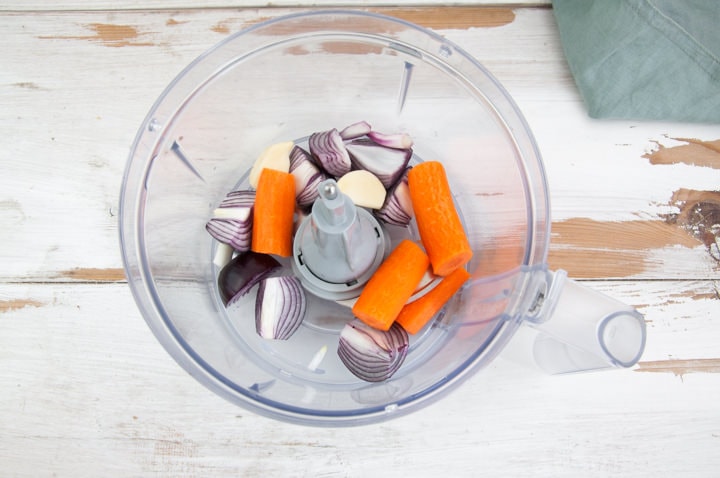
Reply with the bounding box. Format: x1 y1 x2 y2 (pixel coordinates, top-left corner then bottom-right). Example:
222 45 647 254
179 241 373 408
337 319 409 382
222 190 257 206
345 138 412 189
308 128 352 177
367 130 414 150
289 145 329 207
375 173 413 226
339 121 372 140
218 251 282 306
205 190 255 252
255 276 307 340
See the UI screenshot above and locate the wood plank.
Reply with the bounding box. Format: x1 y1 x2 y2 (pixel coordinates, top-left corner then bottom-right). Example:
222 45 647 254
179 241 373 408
2 7 719 284
0 280 717 476
0 1 551 12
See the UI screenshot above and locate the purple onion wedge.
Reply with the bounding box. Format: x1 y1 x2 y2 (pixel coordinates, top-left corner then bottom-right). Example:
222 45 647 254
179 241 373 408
345 138 412 189
308 128 352 177
375 173 413 226
255 276 307 340
337 319 409 382
367 130 414 150
218 251 281 306
289 145 328 207
339 120 372 140
205 190 255 252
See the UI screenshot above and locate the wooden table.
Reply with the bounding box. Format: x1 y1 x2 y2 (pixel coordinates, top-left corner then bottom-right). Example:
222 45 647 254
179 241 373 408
3 2 719 476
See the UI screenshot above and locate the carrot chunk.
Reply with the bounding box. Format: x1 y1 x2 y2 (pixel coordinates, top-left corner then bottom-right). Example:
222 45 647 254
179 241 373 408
352 240 430 331
251 168 296 257
396 266 470 334
408 161 473 276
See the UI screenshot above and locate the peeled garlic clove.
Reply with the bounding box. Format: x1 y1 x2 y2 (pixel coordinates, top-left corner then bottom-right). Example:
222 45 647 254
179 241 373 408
336 170 386 209
248 141 294 188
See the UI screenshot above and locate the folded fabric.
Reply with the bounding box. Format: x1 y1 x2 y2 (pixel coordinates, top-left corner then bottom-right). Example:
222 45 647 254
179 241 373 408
552 0 720 123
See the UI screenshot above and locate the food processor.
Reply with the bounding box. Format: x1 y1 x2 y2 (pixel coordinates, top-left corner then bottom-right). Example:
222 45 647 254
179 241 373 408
119 10 646 426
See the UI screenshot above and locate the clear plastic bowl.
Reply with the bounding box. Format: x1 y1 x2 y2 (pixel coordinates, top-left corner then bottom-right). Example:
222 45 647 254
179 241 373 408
119 10 555 426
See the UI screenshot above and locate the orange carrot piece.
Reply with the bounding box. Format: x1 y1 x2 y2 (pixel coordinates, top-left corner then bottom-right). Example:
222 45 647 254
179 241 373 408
352 240 430 331
408 161 473 276
251 168 296 257
396 266 470 334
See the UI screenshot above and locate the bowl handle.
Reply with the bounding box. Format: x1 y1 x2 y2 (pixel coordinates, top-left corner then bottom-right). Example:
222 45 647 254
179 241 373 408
514 269 646 374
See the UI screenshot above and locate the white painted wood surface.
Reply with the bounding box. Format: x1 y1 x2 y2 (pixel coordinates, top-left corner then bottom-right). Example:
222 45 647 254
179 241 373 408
2 4 719 477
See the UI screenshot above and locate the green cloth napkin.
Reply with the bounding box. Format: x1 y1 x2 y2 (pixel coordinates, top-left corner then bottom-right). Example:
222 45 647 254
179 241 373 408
552 0 720 123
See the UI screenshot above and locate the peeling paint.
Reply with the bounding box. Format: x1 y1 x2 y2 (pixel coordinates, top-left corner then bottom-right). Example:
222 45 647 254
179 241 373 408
371 7 516 30
211 21 231 35
665 189 720 261
665 288 719 302
548 218 702 278
548 247 648 278
644 288 720 308
553 218 700 250
39 23 154 47
644 137 720 168
165 18 188 27
320 41 384 55
254 7 513 39
57 268 126 282
283 45 310 56
0 299 44 312
635 358 720 378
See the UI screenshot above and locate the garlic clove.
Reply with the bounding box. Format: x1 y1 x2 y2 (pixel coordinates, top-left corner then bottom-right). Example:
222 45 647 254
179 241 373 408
248 141 294 189
336 170 387 209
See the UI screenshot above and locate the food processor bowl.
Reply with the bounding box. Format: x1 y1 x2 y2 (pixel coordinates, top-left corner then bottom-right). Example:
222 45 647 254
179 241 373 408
119 10 645 426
